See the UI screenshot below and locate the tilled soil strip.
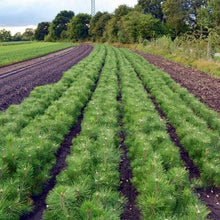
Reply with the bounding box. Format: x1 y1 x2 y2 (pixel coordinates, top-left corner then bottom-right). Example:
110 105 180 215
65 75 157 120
117 74 141 220
135 70 220 220
20 58 105 220
0 45 93 111
135 51 220 113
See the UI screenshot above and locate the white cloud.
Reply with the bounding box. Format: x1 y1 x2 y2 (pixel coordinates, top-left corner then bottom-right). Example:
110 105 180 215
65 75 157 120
0 25 37 35
0 0 138 26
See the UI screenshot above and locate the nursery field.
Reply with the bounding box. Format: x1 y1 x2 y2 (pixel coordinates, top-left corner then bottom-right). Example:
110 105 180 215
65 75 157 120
0 45 220 220
0 42 76 67
0 44 93 111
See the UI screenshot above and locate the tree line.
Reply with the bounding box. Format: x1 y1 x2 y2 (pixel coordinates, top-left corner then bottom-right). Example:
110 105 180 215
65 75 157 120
1 0 219 43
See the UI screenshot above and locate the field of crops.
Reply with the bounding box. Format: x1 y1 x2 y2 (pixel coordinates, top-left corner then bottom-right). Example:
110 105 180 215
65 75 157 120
0 44 219 219
0 42 76 67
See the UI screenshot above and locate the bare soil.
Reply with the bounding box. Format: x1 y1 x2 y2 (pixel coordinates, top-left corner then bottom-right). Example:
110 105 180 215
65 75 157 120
135 51 220 113
196 188 220 220
0 44 93 111
117 75 141 220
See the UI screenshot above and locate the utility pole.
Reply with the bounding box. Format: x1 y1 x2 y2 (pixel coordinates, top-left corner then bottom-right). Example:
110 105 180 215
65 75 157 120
91 0 95 16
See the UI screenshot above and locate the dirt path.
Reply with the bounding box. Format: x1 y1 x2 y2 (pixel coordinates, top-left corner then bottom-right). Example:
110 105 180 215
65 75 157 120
135 51 220 113
0 44 93 111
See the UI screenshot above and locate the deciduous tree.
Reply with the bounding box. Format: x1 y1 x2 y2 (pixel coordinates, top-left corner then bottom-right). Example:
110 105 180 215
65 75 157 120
35 22 50 41
47 10 74 40
68 13 91 41
137 0 164 21
22 28 35 41
90 12 112 41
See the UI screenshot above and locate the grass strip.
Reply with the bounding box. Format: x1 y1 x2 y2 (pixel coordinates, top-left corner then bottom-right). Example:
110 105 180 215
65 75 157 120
0 42 76 67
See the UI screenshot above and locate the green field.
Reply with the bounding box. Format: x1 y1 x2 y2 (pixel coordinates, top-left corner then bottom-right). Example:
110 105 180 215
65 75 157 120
0 45 219 219
0 41 32 46
0 42 76 67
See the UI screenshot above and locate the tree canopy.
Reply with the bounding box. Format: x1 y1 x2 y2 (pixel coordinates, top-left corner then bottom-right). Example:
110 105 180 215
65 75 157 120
47 10 74 40
35 22 50 41
138 0 164 21
68 13 91 41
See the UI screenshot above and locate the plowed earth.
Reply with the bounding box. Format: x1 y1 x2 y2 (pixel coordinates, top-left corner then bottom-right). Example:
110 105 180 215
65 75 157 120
135 51 220 113
0 44 93 111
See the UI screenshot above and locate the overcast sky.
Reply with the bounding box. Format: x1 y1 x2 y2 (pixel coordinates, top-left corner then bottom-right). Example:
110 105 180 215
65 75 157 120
0 0 137 28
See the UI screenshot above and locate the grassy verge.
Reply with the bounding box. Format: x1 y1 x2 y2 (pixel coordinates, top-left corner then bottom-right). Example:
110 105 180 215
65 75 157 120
109 37 220 78
0 42 77 67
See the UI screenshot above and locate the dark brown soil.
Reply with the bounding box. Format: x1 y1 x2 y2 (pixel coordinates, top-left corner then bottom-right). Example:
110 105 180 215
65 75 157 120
135 51 220 113
117 75 141 220
0 44 93 111
196 187 220 220
20 54 104 220
134 70 220 220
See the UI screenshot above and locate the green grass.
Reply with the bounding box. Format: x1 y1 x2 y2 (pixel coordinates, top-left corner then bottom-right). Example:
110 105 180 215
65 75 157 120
0 41 32 46
0 42 76 67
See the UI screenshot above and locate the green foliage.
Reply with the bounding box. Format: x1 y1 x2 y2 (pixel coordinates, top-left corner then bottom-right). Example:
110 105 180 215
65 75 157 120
35 22 50 41
47 10 74 41
22 28 35 41
118 11 161 43
44 46 124 219
137 0 164 21
89 12 112 42
122 48 220 186
104 5 133 42
68 13 91 41
0 45 106 218
162 0 207 37
117 49 208 219
0 29 12 42
162 0 189 36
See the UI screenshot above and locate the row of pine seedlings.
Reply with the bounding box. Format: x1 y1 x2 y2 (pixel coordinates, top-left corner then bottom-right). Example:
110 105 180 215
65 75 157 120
122 49 220 187
43 46 124 219
117 50 209 219
0 45 106 219
0 46 100 143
